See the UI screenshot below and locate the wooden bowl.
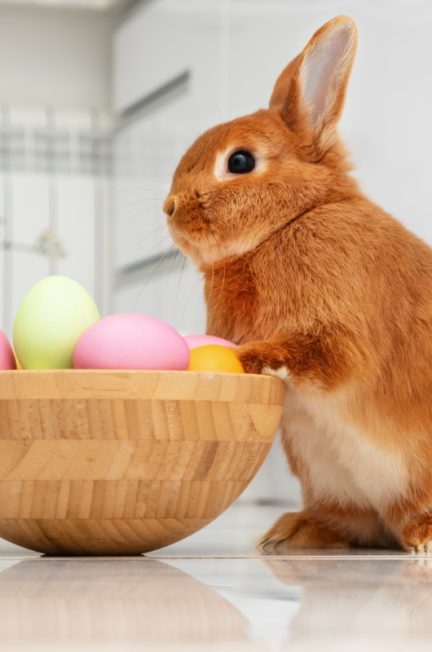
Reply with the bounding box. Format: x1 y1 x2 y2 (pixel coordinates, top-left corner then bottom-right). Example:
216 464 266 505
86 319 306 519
0 371 285 555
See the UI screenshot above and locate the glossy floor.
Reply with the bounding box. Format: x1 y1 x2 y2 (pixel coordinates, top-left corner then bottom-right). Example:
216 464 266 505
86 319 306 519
0 503 430 652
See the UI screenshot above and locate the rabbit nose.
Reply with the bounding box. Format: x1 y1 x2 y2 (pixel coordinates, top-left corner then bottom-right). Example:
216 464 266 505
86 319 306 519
163 195 176 217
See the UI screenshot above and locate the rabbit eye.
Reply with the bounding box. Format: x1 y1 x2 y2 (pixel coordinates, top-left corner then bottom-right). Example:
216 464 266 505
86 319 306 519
227 150 255 174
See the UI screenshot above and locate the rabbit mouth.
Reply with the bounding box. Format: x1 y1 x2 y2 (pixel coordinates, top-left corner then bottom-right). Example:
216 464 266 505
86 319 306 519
168 221 229 266
168 215 214 247
167 221 203 258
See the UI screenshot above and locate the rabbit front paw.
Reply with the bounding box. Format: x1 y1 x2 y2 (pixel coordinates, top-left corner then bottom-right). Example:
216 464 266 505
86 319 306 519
236 342 291 379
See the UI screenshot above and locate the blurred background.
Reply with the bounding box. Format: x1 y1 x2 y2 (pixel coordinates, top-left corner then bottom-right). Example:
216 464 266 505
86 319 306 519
0 0 431 504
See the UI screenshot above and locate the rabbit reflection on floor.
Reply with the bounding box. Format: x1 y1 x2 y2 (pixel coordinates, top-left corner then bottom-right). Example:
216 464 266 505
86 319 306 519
265 558 432 648
164 15 432 553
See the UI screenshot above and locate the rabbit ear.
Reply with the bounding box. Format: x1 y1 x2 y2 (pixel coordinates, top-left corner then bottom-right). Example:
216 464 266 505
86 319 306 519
270 16 357 156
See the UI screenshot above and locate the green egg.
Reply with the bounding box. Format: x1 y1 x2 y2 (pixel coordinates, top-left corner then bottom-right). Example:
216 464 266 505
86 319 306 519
13 276 100 369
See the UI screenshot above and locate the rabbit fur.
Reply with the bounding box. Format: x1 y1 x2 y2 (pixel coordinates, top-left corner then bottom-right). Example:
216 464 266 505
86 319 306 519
164 16 432 553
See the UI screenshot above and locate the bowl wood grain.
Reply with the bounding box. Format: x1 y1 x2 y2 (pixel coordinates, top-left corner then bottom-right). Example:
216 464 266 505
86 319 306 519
0 370 285 555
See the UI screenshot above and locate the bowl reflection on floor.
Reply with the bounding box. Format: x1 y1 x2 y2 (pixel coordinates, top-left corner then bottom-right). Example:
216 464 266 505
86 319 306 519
0 558 250 647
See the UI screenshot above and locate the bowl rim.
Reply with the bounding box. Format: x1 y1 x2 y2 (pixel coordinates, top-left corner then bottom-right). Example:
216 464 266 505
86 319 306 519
0 369 286 404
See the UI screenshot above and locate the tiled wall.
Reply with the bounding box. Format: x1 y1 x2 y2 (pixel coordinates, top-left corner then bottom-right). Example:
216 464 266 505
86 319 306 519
0 106 112 335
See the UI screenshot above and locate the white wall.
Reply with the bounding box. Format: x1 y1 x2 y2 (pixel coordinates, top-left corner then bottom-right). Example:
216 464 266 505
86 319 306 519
0 5 116 110
0 6 116 332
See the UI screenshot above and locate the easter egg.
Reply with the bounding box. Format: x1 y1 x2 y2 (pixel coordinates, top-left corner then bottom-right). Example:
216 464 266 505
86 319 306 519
0 331 16 370
13 276 100 369
73 313 190 370
188 345 244 373
184 334 236 350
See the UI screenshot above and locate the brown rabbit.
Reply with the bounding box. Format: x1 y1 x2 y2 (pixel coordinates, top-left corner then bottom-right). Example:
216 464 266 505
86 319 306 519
164 15 432 553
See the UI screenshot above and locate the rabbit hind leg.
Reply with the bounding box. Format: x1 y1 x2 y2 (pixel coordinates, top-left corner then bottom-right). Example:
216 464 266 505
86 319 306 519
401 513 432 554
258 510 349 554
258 506 396 554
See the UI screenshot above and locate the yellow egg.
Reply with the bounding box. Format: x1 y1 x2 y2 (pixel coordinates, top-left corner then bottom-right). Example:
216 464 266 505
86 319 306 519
188 345 244 374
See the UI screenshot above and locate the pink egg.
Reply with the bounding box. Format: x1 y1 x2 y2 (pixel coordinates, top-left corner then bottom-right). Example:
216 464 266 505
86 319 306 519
73 313 190 370
0 330 16 370
184 334 236 350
